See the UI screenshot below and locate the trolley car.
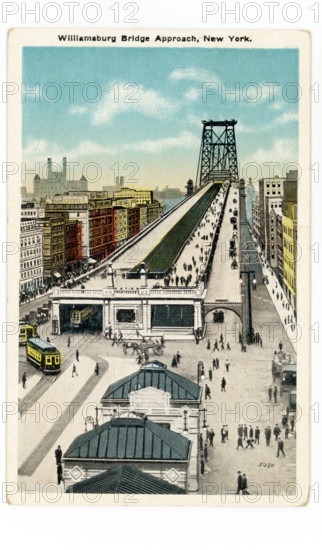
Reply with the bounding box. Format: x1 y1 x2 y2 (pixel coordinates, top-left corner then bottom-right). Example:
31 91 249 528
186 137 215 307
70 307 94 328
26 337 61 374
19 323 37 346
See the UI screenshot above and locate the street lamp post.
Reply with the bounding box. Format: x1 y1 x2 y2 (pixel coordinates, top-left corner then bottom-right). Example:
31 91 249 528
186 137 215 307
197 361 205 385
240 269 255 344
202 407 207 432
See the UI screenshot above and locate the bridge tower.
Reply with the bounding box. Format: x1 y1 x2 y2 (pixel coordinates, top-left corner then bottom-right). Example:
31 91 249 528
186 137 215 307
196 120 239 188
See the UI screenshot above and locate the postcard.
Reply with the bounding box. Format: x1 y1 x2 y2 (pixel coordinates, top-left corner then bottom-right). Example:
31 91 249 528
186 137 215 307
7 28 310 505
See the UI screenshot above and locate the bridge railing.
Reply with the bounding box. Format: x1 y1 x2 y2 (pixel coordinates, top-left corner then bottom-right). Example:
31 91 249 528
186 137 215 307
52 283 206 299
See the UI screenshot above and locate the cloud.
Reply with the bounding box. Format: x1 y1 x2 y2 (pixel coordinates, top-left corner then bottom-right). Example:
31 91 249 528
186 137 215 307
23 130 199 163
278 112 298 124
125 131 199 154
70 105 88 115
93 83 176 125
184 87 200 101
170 66 221 84
249 138 298 168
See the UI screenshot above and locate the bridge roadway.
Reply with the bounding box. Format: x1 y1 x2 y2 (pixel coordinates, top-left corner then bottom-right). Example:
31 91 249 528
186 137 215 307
205 186 241 305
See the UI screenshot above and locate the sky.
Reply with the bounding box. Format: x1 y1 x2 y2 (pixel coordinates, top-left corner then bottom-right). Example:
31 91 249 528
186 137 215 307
22 47 299 191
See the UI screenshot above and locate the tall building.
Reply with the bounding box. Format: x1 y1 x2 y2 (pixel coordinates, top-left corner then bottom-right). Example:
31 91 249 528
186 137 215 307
43 216 67 283
113 187 154 205
283 204 297 308
282 170 298 308
258 175 284 251
265 197 283 266
66 219 83 267
113 207 128 244
246 177 255 223
252 194 261 242
33 157 88 200
44 195 90 259
20 218 43 292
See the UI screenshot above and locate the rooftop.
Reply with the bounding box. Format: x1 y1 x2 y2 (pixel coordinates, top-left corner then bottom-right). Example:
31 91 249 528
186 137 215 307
101 360 202 402
65 464 185 494
64 417 191 462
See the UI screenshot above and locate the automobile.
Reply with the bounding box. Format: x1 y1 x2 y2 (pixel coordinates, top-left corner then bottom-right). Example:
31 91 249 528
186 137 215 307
287 390 297 414
280 363 296 396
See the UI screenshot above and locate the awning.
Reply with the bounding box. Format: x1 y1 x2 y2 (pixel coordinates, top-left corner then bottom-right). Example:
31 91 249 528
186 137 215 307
54 272 61 278
88 258 97 264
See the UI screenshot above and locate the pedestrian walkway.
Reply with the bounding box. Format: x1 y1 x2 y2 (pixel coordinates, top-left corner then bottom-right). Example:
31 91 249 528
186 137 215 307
196 270 296 496
206 187 240 302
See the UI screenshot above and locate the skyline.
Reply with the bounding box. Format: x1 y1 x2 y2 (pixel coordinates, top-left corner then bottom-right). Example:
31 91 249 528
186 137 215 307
23 47 299 191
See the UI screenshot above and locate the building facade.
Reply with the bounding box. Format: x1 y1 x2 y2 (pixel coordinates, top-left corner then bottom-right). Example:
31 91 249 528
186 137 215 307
258 175 284 250
100 360 202 492
113 187 154 205
33 157 88 200
20 219 44 292
62 417 191 491
66 219 83 268
43 216 67 282
283 204 297 308
114 207 128 244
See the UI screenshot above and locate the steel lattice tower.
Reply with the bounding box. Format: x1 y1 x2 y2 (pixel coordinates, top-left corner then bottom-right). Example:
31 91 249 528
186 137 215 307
196 120 239 187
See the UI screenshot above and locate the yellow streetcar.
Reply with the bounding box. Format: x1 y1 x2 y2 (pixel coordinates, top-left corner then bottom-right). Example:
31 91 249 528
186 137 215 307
26 337 61 374
70 307 94 328
19 323 37 346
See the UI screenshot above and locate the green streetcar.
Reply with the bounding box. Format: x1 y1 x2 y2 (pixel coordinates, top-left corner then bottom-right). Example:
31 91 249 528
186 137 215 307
26 337 61 374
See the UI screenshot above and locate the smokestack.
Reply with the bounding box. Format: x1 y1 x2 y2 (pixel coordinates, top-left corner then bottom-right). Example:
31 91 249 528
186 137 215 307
63 157 67 182
47 158 52 179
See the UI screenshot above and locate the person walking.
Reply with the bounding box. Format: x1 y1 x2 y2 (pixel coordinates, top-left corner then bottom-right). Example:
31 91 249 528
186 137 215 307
55 445 62 465
221 426 226 443
221 377 226 392
200 459 205 475
72 364 78 377
212 358 216 370
268 385 273 401
209 429 215 446
176 351 182 364
171 355 178 368
199 433 203 451
22 372 27 389
236 471 243 495
238 424 243 438
204 442 208 462
243 424 248 440
108 323 112 339
277 436 285 457
225 425 229 441
290 416 295 432
208 368 213 381
67 336 71 347
205 384 211 400
249 425 254 439
57 463 64 485
207 339 211 350
75 349 79 362
265 426 272 446
245 438 254 449
278 340 283 351
226 342 231 351
216 358 220 369
285 424 289 440
242 474 249 494
213 340 219 351
273 385 278 403
95 363 99 376
225 359 230 372
254 426 260 444
273 424 281 440
236 436 244 450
